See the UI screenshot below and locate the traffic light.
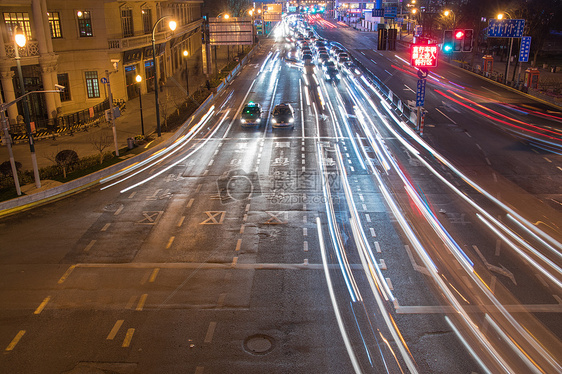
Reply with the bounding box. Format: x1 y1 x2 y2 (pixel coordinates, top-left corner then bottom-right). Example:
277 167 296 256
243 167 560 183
453 29 464 51
443 30 453 53
463 29 473 52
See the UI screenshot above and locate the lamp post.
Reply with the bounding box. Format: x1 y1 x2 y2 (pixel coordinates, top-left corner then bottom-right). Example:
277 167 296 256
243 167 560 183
498 12 514 84
135 75 145 136
182 50 189 95
1 86 63 196
151 17 176 137
14 27 41 189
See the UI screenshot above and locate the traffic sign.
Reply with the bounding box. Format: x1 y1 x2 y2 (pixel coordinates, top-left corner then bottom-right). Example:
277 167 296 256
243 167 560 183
384 7 397 19
100 77 108 84
416 79 426 107
411 44 438 68
417 68 428 79
372 9 384 17
487 19 525 38
519 36 531 62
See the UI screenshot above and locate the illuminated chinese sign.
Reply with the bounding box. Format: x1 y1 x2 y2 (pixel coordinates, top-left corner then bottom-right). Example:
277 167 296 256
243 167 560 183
411 44 438 68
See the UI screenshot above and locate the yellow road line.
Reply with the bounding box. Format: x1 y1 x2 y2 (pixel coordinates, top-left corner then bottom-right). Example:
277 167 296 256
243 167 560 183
5 330 25 351
136 294 148 311
149 268 160 283
166 236 175 249
58 265 76 284
107 320 124 340
122 328 135 347
34 296 51 315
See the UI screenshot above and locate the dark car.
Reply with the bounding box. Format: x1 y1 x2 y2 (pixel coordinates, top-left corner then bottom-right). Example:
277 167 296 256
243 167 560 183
271 103 295 129
240 102 262 127
325 66 340 82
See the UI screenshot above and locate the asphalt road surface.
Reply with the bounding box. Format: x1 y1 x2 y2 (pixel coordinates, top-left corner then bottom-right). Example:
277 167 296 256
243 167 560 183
0 19 561 374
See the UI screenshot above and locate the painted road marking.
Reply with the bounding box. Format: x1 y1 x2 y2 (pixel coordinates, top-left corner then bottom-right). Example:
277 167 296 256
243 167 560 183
126 296 136 310
362 204 367 211
303 227 308 236
386 278 394 290
178 216 185 227
166 236 175 249
204 322 217 343
138 211 163 225
203 170 209 176
303 215 307 223
217 293 226 308
122 328 135 347
304 241 308 252
195 184 202 193
201 211 225 225
107 320 124 340
34 296 51 315
208 159 214 166
235 239 242 251
84 240 96 252
485 157 491 166
240 224 245 234
136 294 148 311
114 205 124 215
231 257 238 267
264 211 287 224
544 157 552 163
187 198 194 208
101 223 111 232
359 194 364 201
149 268 160 282
379 259 387 270
374 241 381 253
58 265 76 284
370 228 376 237
365 214 371 222
128 191 137 199
5 330 25 351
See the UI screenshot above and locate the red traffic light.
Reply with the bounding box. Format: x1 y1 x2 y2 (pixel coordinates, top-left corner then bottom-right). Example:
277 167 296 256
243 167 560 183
454 30 464 39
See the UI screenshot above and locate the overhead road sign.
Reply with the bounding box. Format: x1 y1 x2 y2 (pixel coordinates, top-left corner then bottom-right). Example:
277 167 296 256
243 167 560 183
487 19 525 38
519 36 531 62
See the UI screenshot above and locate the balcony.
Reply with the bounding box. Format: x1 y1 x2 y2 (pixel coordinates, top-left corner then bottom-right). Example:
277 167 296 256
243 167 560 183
107 21 202 51
4 41 40 58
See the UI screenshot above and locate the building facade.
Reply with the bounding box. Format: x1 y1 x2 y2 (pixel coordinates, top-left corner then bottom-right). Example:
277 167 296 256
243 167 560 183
0 0 203 132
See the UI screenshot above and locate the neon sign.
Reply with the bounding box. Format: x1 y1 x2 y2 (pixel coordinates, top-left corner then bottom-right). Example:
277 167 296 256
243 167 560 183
411 44 438 68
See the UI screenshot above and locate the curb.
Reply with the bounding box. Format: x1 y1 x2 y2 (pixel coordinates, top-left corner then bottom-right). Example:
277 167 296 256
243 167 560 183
0 47 258 218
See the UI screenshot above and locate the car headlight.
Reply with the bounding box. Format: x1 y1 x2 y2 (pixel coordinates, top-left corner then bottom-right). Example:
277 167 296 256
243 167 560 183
289 118 294 123
256 118 261 123
241 119 246 123
271 118 277 124
336 74 341 80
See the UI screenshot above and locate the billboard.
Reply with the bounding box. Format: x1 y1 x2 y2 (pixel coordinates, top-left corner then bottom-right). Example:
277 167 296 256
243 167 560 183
411 44 438 68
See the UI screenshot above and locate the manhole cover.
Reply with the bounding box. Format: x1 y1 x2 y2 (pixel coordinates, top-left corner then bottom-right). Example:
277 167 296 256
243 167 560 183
243 334 274 355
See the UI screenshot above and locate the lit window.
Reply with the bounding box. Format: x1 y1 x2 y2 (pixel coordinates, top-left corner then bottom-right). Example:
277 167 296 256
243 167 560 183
142 8 152 34
48 12 62 38
85 71 100 98
3 12 32 41
77 10 93 37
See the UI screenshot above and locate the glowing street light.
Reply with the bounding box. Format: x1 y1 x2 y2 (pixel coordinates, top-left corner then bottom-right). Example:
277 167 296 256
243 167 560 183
135 75 145 136
13 26 41 189
151 16 176 137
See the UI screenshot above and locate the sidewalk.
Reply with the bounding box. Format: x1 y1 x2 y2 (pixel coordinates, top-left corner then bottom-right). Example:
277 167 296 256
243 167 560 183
0 49 229 186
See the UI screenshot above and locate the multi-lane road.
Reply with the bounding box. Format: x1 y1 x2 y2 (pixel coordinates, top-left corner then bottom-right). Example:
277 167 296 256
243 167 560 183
0 18 561 373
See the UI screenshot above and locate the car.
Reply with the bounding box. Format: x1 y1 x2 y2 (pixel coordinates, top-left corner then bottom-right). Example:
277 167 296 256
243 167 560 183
317 53 330 64
240 102 262 127
322 60 336 72
271 103 295 129
325 66 340 82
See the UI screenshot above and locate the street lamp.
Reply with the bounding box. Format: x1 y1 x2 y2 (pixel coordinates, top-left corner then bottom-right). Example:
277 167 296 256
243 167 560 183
14 26 41 189
152 16 176 137
498 12 514 84
135 75 145 136
182 50 189 96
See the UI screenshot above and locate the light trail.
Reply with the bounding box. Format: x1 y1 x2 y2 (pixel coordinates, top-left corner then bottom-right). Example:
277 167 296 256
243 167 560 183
119 110 230 194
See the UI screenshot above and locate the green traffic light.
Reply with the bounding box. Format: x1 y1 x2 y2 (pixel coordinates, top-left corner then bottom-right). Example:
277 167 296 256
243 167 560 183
444 44 453 52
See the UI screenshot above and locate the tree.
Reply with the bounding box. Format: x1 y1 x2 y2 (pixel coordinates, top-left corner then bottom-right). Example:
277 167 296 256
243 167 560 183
89 128 113 164
55 150 79 179
0 160 22 177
